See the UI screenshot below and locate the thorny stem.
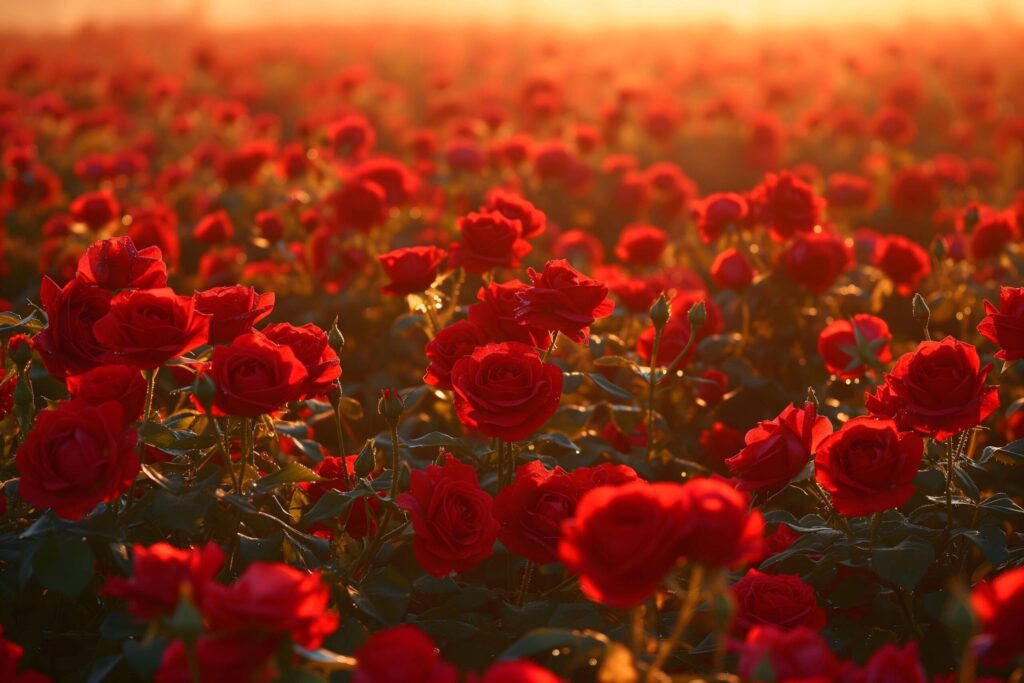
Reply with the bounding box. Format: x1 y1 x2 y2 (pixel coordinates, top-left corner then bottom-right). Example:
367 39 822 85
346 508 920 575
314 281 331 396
541 332 558 363
647 564 705 683
350 422 404 579
237 417 254 495
515 561 535 608
645 325 663 462
332 382 350 482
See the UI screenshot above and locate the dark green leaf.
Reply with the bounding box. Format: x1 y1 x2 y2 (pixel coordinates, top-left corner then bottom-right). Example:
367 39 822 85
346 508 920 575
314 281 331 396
32 535 94 597
871 538 935 590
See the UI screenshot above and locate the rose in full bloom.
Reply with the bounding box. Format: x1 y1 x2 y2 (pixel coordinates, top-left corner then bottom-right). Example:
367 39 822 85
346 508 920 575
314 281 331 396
735 626 839 682
378 246 446 296
678 477 764 567
726 402 833 491
201 561 338 649
192 210 235 246
104 542 224 620
559 481 693 608
477 661 565 683
493 460 638 564
396 454 499 577
328 178 389 232
93 288 210 369
156 633 276 683
209 331 309 416
750 171 825 241
261 323 341 399
865 337 999 440
353 625 458 683
32 277 112 380
970 567 1024 668
424 320 489 390
70 190 120 229
711 247 756 290
814 416 924 516
16 400 138 520
75 236 167 291
817 314 892 379
483 189 546 239
194 285 275 345
783 231 851 293
875 235 931 296
65 364 147 421
970 209 1019 261
978 287 1024 361
449 342 563 441
449 210 532 274
515 260 615 344
468 281 550 347
731 569 825 634
695 192 748 243
614 224 667 266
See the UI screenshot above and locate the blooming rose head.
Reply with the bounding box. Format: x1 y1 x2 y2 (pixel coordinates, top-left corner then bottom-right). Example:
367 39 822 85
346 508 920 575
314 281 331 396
424 320 488 390
449 210 532 274
750 171 825 241
468 281 551 347
75 236 167 291
711 248 756 290
209 331 309 416
301 455 379 539
735 626 838 682
156 633 276 683
695 192 748 244
614 224 667 266
875 235 931 296
971 567 1024 668
978 287 1024 362
727 402 833 491
817 314 892 380
104 542 224 620
70 190 120 230
515 260 615 344
33 277 111 380
353 625 458 683
192 210 234 246
731 568 825 634
194 285 274 345
378 245 446 296
853 642 927 683
783 231 850 293
678 477 764 567
93 288 210 369
261 322 341 399
483 189 546 239
66 364 147 421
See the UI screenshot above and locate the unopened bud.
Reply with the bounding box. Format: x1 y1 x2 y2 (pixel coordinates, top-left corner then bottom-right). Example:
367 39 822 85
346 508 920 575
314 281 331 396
912 293 931 328
8 335 31 367
377 388 404 425
327 317 345 355
354 439 376 478
326 382 342 408
687 300 707 331
649 293 670 332
931 237 947 261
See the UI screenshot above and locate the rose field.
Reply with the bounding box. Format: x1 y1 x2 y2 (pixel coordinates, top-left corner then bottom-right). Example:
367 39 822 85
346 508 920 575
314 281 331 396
1 13 1024 683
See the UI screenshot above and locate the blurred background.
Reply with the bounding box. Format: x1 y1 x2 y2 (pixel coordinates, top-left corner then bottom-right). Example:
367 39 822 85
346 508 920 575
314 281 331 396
3 0 1022 32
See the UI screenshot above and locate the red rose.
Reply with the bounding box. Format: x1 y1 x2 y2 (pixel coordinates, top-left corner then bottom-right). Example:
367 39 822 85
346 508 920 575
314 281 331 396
301 455 379 540
865 337 999 440
193 285 275 345
0 627 50 683
32 277 111 380
75 236 167 291
678 477 764 567
711 248 756 290
93 288 210 369
891 166 939 214
970 567 1024 668
853 642 927 683
483 190 546 239
449 210 532 274
210 331 309 416
826 173 875 210
875 235 931 296
817 314 892 379
971 210 1018 260
328 178 389 233
814 417 924 516
352 157 419 206
192 210 234 246
700 422 746 469
261 323 341 399
327 115 375 158
201 562 338 649
600 419 648 454
254 209 284 242
16 400 138 520
70 190 120 230
750 171 825 241
468 281 550 347
872 106 916 146
127 204 180 270
424 320 489 390
731 568 825 634
515 260 615 344
727 402 833 491
66 364 146 421
478 661 565 683
353 625 458 683
698 368 729 406
450 342 562 441
559 481 692 607
978 286 1024 361
695 192 748 244
755 525 800 567
736 626 838 682
614 224 667 266
378 246 446 296
784 231 850 293
104 542 224 620
156 633 276 683
396 454 499 577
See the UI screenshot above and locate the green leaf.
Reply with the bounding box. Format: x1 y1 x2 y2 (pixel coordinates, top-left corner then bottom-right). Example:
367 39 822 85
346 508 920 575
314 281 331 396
499 628 609 676
592 355 639 371
351 567 411 626
871 538 935 590
960 520 1009 566
255 462 322 493
584 372 633 402
980 492 1024 518
32 535 95 597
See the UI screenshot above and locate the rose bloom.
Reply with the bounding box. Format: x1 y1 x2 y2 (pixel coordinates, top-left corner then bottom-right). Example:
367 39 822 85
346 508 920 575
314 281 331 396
32 277 111 380
468 281 550 347
695 192 748 244
449 210 532 274
70 190 120 229
16 400 138 520
849 642 928 683
970 209 1019 261
865 336 999 441
377 245 446 296
450 342 562 441
815 417 924 516
66 364 146 421
731 568 825 634
75 236 167 291
476 661 565 683
254 209 284 242
328 178 389 232
978 286 1024 361
93 288 210 369
194 285 275 345
826 172 874 210
700 422 746 469
104 542 224 620
710 248 756 290
192 210 234 245
515 259 615 344
875 236 932 296
128 203 180 270
970 567 1024 668
735 626 839 682
209 331 309 416
261 323 341 399
301 455 379 539
353 625 458 683
352 157 420 206
614 224 667 266
817 314 892 379
559 481 693 608
783 231 850 293
483 189 546 239
396 454 499 578
156 633 276 683
493 461 638 564
891 166 940 214
424 320 489 390
727 402 833 491
678 477 764 567
201 562 338 649
327 114 375 158
750 171 825 241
